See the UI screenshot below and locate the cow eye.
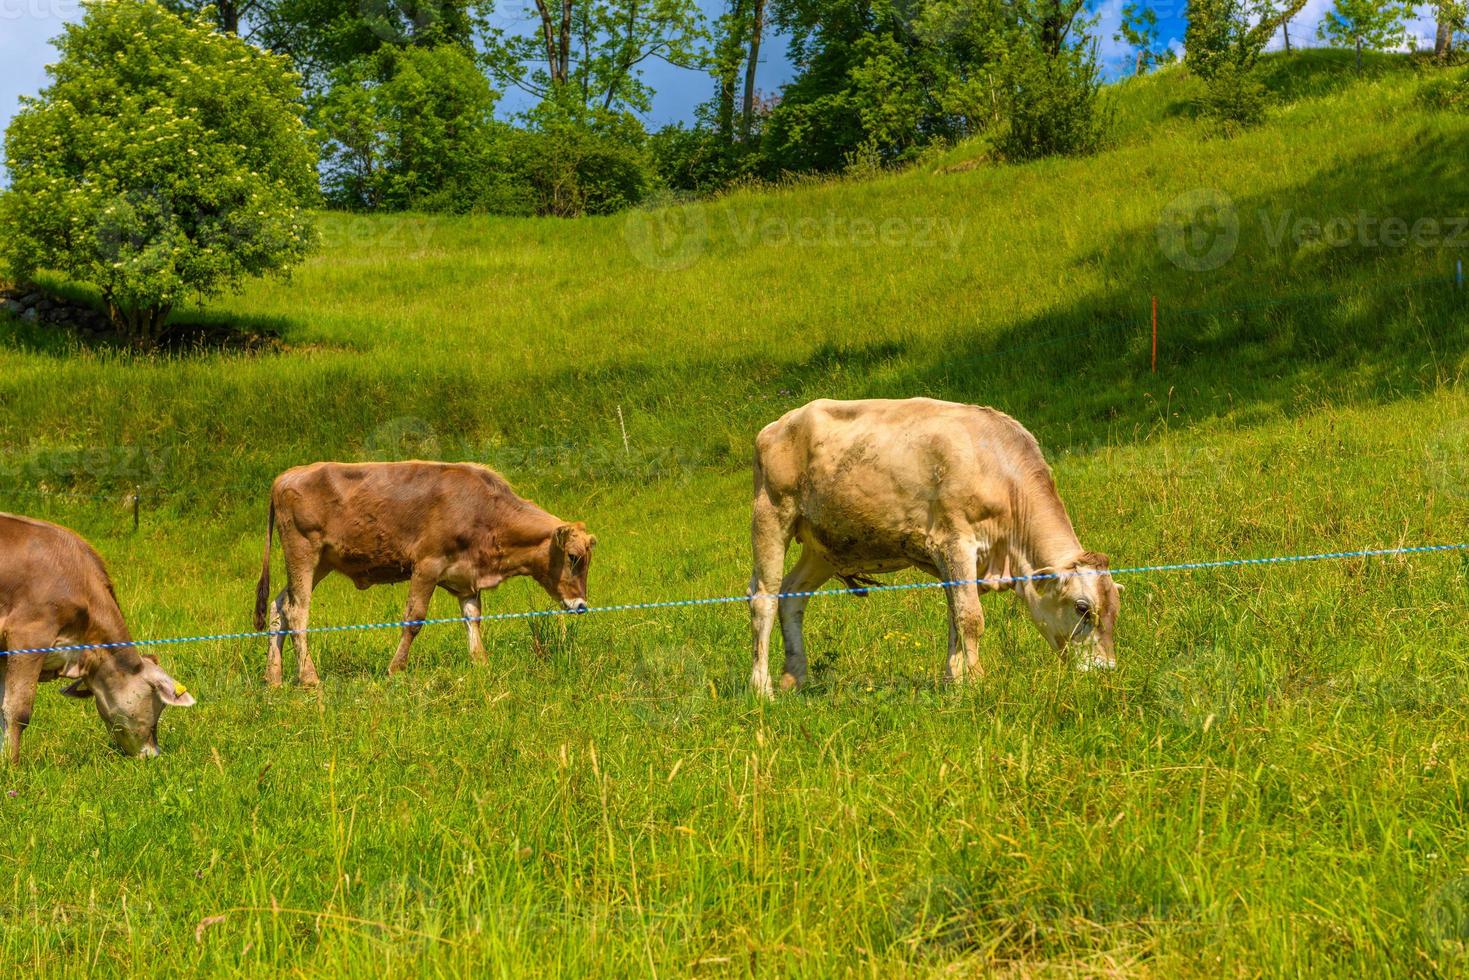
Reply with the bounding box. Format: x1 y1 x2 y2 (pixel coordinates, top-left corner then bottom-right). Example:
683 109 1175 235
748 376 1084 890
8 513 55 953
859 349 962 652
1075 598 1092 619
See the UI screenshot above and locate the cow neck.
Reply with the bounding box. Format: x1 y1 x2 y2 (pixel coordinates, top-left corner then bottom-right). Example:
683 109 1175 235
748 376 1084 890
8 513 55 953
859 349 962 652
494 497 562 576
1007 474 1084 579
84 593 147 672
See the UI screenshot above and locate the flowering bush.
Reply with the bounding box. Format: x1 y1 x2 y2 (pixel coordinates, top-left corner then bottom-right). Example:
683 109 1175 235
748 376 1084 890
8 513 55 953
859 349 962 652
0 0 318 347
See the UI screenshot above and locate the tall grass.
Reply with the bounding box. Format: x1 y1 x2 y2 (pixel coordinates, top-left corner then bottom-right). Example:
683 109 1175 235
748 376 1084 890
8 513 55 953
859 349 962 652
1 50 1468 974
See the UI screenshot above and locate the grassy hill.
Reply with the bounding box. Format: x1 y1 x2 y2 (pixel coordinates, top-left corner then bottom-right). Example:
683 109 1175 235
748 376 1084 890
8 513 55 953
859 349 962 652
2 50 1468 974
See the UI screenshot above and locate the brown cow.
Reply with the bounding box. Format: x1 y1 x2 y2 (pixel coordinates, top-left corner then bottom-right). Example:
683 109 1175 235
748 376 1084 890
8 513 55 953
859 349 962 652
254 461 597 686
0 513 195 761
749 398 1120 695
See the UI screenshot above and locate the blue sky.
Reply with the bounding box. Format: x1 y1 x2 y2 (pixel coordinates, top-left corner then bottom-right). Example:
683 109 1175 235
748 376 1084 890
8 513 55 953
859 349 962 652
0 1 1444 142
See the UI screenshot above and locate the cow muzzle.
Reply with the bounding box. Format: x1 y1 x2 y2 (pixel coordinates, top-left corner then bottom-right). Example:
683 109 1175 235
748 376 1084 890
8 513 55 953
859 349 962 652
564 598 589 614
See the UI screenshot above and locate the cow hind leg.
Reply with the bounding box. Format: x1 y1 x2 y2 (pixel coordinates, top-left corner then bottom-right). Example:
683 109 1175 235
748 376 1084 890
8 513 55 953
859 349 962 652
777 549 834 691
283 559 324 688
265 590 288 688
749 494 794 699
388 570 438 675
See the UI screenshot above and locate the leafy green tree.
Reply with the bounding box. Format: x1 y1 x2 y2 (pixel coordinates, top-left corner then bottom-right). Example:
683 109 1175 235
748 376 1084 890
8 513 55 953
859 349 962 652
482 0 708 115
1434 0 1468 58
760 0 997 172
1114 2 1176 74
1318 0 1413 71
0 0 317 346
1186 0 1305 79
709 0 769 142
996 2 1108 160
509 92 655 216
317 44 522 212
1185 0 1305 129
163 0 478 91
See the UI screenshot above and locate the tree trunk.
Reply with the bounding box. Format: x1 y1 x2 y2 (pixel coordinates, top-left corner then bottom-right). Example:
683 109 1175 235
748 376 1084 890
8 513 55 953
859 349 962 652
1282 17 1292 54
718 73 737 142
741 0 766 140
558 0 573 85
531 0 573 86
1135 50 1145 75
1437 8 1453 59
1355 35 1363 73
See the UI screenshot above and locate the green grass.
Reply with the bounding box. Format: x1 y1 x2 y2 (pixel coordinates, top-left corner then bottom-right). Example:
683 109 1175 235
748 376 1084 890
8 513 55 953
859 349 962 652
2 49 1469 974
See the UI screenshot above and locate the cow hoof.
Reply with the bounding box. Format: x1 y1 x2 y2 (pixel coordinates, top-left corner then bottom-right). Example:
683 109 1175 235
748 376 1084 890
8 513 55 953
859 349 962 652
264 674 282 689
299 674 321 688
779 673 803 692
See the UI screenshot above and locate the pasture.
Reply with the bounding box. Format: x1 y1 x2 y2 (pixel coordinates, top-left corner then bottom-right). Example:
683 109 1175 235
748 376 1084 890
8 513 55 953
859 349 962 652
2 51 1469 974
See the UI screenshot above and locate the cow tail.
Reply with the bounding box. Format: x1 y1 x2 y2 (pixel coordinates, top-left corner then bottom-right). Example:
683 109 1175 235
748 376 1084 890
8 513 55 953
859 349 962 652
254 498 275 630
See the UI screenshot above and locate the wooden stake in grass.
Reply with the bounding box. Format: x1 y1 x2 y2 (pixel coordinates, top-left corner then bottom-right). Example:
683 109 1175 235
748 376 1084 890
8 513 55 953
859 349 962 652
617 405 630 455
132 486 141 533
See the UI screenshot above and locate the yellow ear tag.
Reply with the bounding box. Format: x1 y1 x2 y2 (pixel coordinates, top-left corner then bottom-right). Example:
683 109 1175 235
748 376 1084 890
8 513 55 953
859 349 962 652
174 683 187 697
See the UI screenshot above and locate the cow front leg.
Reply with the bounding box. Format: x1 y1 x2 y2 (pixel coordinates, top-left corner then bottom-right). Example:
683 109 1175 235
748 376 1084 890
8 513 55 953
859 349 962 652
461 592 487 665
778 550 834 691
388 571 437 675
749 497 792 699
939 546 985 684
1 651 44 764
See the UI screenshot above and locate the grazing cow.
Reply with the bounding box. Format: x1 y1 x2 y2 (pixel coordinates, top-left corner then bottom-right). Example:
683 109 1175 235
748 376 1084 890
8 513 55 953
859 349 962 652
0 513 195 761
254 461 597 686
748 398 1120 695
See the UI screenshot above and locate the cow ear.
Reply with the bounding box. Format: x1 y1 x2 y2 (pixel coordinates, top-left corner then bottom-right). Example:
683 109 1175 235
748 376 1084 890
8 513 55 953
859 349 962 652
1028 567 1058 593
553 524 572 549
146 664 196 707
57 657 87 680
61 679 94 699
587 534 598 550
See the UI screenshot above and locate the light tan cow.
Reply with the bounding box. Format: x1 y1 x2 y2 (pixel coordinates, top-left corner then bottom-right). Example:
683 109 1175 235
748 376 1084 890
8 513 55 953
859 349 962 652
748 398 1119 695
255 461 596 686
0 513 195 760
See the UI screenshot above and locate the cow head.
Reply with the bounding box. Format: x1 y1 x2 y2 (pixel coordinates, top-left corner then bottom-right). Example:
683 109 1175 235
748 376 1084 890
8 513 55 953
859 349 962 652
60 651 195 757
1019 551 1120 669
541 521 597 612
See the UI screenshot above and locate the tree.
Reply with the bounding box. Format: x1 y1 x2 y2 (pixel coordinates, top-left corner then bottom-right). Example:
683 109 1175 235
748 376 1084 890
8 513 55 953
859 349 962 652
317 44 518 212
1433 0 1467 58
1114 2 1176 74
1186 0 1305 79
483 0 708 115
163 0 479 91
0 0 317 347
1317 0 1413 72
996 1 1108 159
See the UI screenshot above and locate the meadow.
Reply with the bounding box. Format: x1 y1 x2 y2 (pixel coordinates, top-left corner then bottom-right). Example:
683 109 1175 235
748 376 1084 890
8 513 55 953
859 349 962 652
2 50 1469 974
